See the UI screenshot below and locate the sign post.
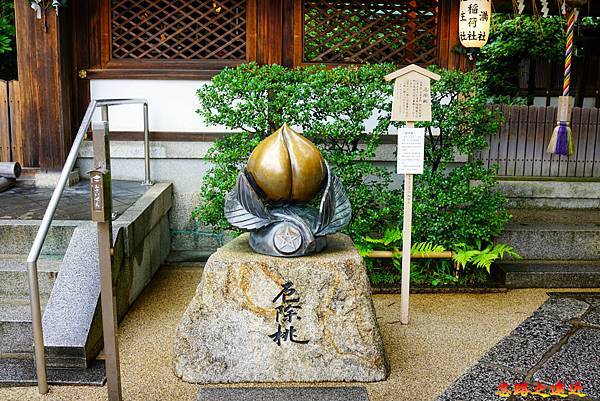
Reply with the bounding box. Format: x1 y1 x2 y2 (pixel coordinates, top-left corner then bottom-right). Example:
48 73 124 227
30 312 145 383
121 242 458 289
385 65 440 325
91 108 123 401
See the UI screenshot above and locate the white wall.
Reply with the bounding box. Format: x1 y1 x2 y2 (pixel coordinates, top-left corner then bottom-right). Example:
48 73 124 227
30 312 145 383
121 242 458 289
90 79 234 132
89 79 393 134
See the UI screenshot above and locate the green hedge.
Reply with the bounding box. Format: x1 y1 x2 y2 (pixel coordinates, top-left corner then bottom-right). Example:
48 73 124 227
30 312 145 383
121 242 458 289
193 63 510 285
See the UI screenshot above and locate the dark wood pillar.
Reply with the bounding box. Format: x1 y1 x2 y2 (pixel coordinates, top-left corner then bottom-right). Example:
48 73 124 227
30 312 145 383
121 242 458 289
14 1 73 170
437 0 470 71
257 0 284 65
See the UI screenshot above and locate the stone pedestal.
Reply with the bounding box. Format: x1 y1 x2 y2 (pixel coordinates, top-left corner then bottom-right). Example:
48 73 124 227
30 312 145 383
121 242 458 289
173 233 388 383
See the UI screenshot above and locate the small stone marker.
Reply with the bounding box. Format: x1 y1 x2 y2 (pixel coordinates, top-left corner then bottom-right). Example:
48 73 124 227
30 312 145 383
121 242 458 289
385 64 440 325
173 233 388 383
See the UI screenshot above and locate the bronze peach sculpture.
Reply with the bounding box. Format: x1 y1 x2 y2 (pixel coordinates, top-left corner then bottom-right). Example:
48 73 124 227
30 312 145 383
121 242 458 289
224 124 351 257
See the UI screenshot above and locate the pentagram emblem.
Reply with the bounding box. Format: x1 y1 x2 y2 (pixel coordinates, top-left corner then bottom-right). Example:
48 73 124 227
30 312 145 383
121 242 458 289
273 223 302 254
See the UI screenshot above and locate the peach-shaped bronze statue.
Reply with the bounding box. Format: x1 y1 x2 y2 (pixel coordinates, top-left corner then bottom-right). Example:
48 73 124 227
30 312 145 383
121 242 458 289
224 124 351 257
246 124 326 203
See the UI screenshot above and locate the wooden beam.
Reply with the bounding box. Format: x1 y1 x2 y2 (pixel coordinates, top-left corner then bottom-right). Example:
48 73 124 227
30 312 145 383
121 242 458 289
492 0 600 16
0 80 10 162
257 0 283 65
366 250 454 259
14 2 74 170
281 0 295 67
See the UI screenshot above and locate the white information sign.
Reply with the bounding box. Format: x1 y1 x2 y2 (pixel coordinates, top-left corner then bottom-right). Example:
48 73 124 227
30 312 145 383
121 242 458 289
397 127 425 175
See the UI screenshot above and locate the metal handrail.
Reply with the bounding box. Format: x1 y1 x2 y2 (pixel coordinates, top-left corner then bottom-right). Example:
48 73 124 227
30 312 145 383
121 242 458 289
26 98 151 394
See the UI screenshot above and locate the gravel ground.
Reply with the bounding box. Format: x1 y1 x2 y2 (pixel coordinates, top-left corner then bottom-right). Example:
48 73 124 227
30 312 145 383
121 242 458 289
0 266 579 401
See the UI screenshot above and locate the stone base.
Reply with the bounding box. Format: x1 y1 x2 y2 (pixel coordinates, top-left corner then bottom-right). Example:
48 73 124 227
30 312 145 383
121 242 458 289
173 233 388 383
34 169 79 188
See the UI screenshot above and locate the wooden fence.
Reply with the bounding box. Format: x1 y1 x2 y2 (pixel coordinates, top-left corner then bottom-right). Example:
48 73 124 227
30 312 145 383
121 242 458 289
475 105 600 178
0 80 23 164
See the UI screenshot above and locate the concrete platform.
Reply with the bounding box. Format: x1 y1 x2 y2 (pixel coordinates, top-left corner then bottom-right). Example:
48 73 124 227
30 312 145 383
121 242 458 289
0 179 148 220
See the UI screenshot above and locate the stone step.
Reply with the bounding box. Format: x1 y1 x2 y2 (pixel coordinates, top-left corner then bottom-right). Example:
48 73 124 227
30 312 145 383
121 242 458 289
497 260 600 288
497 180 600 209
0 358 105 386
0 221 76 255
498 209 600 260
0 296 47 357
0 255 61 298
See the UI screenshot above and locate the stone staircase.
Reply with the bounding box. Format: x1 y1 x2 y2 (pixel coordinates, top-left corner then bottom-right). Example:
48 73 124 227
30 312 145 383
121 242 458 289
496 208 600 288
0 182 173 386
0 223 72 362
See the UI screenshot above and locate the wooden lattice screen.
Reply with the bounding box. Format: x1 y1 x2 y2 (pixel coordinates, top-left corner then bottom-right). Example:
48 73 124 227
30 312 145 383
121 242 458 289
303 0 439 65
110 0 247 61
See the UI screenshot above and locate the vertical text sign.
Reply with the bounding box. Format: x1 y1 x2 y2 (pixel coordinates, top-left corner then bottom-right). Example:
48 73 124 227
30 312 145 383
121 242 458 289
392 72 432 122
90 171 107 222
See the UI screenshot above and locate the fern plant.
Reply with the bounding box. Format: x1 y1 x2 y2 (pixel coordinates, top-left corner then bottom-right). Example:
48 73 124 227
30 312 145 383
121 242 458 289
359 228 446 257
452 241 521 273
358 228 520 287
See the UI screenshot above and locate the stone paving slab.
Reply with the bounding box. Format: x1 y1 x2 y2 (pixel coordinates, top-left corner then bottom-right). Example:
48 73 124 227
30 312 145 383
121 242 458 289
436 294 599 401
435 364 525 401
533 297 590 321
534 328 600 399
196 387 369 401
480 297 588 372
583 307 600 327
0 358 105 387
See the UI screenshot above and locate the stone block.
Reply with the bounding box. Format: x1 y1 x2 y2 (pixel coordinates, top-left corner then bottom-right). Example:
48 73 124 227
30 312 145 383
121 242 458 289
173 233 388 383
42 225 125 368
0 256 60 298
197 387 369 401
34 169 79 188
0 358 105 386
0 300 35 356
0 221 76 255
497 180 600 209
501 262 600 288
498 225 600 260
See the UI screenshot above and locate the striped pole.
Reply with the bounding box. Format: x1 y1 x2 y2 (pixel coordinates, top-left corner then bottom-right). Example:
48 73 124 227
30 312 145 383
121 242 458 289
547 5 578 156
562 8 578 96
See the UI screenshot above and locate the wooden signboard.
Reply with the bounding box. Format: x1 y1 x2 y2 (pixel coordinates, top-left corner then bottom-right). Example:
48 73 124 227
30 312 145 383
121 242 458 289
384 64 440 325
392 74 433 122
